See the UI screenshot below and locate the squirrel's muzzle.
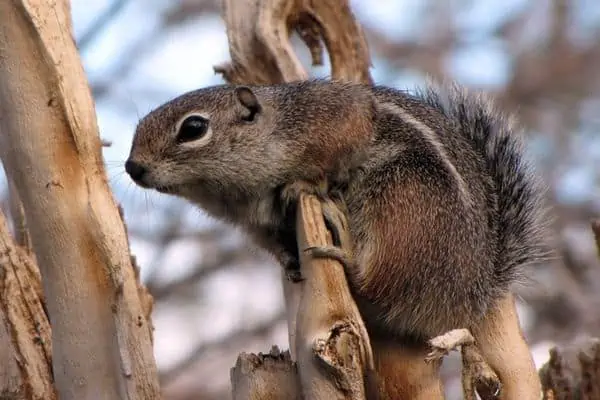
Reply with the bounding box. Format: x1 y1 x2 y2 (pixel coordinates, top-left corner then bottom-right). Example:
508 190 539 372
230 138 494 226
125 159 148 184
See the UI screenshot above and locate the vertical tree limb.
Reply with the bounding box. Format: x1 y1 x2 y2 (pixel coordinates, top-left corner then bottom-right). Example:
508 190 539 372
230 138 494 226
294 194 375 399
0 1 159 398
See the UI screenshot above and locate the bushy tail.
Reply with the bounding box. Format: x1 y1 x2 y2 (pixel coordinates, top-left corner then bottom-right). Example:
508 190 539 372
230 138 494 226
417 82 550 285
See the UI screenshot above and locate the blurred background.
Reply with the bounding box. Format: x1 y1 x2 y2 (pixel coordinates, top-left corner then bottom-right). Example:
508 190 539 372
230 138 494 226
2 0 600 398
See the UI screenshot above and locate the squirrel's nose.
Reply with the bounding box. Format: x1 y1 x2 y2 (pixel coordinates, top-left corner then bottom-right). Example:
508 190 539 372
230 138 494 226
125 160 147 182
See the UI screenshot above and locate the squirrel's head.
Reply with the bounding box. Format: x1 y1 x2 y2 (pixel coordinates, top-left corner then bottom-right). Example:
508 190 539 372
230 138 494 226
127 81 375 210
126 84 297 202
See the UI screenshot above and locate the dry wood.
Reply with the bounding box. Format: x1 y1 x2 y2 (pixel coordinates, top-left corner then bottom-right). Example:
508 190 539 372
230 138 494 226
461 342 501 400
294 194 375 399
231 346 300 400
538 222 600 399
0 1 159 398
425 328 500 399
0 209 54 400
215 0 372 84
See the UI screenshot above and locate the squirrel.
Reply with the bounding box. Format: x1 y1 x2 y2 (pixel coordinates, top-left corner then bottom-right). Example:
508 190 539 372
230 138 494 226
126 79 548 398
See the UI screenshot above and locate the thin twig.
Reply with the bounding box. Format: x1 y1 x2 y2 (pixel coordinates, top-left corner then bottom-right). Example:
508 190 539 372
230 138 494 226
159 311 286 384
77 0 130 50
147 248 254 300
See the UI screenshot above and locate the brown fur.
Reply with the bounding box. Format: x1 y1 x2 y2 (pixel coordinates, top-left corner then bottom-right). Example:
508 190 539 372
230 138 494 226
127 79 549 398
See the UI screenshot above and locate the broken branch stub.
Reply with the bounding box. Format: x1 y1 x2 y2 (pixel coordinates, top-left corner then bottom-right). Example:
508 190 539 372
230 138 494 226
231 346 301 400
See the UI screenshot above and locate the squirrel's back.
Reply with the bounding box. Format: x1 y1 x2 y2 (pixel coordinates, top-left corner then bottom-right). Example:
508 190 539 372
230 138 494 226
416 83 549 286
342 81 548 339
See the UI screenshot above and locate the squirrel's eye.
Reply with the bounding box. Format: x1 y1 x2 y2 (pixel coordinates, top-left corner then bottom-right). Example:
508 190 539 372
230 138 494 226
177 115 209 143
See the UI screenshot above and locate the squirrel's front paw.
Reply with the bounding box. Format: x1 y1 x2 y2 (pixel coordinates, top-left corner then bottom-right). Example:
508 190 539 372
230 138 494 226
280 179 329 210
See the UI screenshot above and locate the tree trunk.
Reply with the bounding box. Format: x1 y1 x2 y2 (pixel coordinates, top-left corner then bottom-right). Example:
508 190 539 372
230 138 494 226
0 1 159 399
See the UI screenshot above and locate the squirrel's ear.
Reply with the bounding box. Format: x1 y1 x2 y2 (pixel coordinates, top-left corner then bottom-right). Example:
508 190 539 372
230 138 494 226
234 86 261 122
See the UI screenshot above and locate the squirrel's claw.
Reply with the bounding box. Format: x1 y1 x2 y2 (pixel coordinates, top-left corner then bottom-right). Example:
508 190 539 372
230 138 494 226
305 188 355 270
303 245 355 271
320 196 350 249
285 268 305 282
282 256 305 282
281 179 354 273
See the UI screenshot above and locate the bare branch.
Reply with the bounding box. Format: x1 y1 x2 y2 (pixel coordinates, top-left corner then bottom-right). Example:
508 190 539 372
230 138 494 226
148 248 252 301
77 0 131 50
293 193 376 399
215 0 371 84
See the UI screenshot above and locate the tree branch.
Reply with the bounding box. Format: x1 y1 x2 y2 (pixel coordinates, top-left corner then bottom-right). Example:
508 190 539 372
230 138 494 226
77 0 130 50
161 311 286 385
0 1 159 398
231 346 300 400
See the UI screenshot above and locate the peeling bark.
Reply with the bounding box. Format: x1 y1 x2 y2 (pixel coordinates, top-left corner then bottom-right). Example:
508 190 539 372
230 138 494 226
0 210 54 400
